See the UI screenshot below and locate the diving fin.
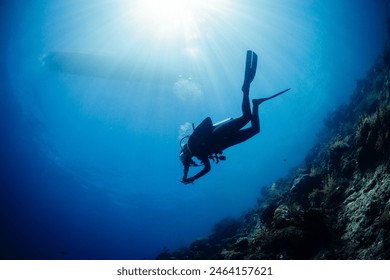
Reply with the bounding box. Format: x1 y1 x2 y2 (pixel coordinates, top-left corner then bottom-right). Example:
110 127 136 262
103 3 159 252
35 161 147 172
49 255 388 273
242 50 258 92
261 88 291 102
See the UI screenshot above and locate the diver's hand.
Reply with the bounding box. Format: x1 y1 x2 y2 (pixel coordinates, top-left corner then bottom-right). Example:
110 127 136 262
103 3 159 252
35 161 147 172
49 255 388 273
181 177 195 185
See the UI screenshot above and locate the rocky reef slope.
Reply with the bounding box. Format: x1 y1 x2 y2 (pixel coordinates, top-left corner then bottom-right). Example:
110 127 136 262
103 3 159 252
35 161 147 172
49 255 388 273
158 23 390 260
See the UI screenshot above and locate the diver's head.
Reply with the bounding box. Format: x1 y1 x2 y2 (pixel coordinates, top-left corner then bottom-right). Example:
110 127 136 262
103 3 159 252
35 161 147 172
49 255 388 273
179 143 193 165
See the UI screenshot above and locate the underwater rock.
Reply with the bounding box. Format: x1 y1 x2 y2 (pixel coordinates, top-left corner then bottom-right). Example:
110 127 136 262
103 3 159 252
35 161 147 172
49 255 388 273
259 202 279 226
336 165 390 258
234 237 249 252
355 104 390 170
272 204 300 229
290 173 323 209
267 226 305 259
290 174 311 193
209 217 241 242
379 204 390 230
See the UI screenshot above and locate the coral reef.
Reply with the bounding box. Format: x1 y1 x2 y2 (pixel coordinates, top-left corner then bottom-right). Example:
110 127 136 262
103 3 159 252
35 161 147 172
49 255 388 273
157 20 390 260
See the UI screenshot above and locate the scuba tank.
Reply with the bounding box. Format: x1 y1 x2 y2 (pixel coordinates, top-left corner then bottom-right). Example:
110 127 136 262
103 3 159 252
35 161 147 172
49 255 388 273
179 118 227 165
213 117 233 127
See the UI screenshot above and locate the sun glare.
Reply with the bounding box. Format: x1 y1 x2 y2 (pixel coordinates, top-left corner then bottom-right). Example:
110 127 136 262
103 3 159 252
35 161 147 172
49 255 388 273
132 0 201 38
120 0 240 99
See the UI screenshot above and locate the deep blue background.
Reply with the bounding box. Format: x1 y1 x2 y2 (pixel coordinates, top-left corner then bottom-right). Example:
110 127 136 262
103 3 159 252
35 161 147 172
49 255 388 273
1 0 389 259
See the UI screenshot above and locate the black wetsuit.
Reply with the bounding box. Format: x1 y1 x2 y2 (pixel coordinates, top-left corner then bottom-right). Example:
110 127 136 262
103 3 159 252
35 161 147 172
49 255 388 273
185 88 260 182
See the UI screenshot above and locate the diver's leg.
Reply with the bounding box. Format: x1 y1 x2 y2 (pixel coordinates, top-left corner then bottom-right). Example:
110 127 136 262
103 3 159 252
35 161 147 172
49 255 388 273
242 89 251 119
212 90 252 137
212 50 258 138
251 100 260 133
219 92 289 149
217 100 261 151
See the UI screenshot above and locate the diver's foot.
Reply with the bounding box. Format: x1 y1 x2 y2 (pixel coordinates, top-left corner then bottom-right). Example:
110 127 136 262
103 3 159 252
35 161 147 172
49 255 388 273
252 98 268 107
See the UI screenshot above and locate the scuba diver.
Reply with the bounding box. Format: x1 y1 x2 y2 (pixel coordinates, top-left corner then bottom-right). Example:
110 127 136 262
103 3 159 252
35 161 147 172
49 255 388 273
179 50 290 184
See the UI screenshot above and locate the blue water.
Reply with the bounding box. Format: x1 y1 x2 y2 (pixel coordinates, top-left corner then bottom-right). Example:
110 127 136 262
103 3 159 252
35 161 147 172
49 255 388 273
1 0 389 259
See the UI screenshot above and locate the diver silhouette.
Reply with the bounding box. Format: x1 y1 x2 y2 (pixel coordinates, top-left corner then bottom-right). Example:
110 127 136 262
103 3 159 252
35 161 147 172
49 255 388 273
179 50 290 184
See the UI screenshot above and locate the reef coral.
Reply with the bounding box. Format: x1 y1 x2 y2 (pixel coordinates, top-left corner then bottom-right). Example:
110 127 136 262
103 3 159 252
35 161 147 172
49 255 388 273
157 20 390 260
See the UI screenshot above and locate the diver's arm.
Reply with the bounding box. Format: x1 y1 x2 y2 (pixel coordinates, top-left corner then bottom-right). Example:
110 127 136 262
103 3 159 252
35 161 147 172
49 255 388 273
181 163 190 182
182 158 211 184
192 158 211 182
